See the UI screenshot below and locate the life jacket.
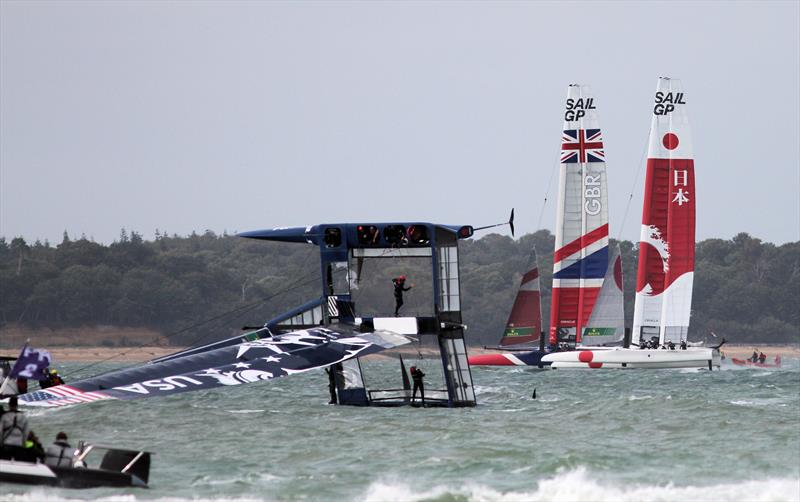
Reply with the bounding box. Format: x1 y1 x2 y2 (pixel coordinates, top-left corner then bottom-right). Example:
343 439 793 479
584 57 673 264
1 411 29 447
45 440 77 468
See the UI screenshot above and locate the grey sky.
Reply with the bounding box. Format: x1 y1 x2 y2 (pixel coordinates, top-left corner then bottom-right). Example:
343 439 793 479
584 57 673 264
1 1 798 245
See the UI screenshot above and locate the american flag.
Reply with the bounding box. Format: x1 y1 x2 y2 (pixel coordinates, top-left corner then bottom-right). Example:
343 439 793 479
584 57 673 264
20 385 112 407
561 129 605 163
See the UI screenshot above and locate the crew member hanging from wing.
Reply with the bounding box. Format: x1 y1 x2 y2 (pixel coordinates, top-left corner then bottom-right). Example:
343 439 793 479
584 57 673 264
392 276 413 316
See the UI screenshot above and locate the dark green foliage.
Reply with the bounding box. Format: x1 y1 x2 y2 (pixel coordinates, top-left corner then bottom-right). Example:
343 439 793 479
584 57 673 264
0 231 796 346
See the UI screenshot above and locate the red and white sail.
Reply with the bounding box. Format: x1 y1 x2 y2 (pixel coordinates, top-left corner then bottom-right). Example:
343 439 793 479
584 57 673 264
549 84 612 346
499 246 541 346
632 77 695 346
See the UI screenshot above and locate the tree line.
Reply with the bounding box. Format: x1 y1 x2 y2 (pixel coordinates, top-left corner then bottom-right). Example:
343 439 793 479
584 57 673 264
0 230 797 346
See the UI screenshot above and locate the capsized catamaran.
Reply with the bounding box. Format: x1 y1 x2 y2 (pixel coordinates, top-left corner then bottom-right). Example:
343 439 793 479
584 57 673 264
469 84 624 367
543 77 721 369
16 328 411 407
15 220 486 408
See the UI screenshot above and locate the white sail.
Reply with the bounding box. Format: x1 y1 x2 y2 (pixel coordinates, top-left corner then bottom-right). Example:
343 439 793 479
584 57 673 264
582 244 624 346
632 77 696 346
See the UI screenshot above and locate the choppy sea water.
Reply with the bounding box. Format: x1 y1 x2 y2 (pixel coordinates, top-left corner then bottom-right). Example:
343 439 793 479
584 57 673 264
2 357 799 502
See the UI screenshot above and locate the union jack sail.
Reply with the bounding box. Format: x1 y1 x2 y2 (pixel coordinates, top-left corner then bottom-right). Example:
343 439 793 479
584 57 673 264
550 84 623 347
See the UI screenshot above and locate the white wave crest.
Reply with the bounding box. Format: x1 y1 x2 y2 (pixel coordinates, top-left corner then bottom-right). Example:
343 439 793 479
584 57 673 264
0 493 263 502
360 467 800 502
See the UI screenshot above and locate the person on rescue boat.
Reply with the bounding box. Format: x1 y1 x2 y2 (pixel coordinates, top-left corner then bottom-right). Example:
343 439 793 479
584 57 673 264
45 431 79 468
751 349 759 363
0 396 31 461
758 351 767 364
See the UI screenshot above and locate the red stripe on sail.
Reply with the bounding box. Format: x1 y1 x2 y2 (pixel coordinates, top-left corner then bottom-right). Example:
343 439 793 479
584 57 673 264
501 290 541 346
553 224 609 263
549 286 601 345
636 158 695 296
520 267 539 285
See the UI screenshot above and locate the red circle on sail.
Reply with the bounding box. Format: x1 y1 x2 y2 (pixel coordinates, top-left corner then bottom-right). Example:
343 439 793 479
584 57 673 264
662 133 679 150
578 351 594 363
614 256 623 289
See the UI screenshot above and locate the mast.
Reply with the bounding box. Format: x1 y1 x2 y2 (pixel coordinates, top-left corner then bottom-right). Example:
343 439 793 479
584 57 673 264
549 84 610 346
499 245 541 346
632 77 695 346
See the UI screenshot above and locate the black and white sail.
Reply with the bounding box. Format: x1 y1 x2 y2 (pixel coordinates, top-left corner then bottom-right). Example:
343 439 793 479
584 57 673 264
18 328 411 408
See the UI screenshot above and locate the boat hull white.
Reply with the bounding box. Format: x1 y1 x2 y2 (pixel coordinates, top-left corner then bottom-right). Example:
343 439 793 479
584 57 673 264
542 347 720 369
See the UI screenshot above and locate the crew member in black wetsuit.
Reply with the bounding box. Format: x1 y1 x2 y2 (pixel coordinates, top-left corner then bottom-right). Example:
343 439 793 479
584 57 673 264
392 276 412 316
410 366 425 406
39 368 65 389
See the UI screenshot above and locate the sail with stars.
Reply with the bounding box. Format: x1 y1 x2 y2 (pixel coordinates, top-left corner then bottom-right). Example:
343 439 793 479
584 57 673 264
17 328 411 408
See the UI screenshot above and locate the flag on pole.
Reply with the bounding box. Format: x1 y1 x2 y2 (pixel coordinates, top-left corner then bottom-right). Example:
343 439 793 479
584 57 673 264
9 343 52 379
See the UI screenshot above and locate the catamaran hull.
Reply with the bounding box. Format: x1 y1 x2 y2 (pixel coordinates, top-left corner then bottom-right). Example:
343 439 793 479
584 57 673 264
468 351 550 368
542 347 719 369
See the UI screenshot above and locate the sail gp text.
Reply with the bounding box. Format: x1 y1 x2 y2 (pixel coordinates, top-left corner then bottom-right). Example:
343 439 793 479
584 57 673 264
653 92 686 115
564 97 596 121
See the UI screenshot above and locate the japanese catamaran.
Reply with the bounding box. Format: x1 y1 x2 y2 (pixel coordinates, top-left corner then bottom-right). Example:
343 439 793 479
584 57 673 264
543 77 722 369
469 84 624 367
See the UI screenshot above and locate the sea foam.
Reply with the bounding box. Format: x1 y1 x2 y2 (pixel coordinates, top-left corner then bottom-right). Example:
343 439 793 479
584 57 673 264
360 467 800 502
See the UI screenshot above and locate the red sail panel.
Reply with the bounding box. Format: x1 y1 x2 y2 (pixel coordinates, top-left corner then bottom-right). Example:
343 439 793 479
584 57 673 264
549 287 601 345
501 291 541 346
636 159 695 296
500 265 541 346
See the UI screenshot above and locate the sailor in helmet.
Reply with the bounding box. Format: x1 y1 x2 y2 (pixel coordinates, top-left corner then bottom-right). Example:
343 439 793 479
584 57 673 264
39 368 65 389
392 275 413 317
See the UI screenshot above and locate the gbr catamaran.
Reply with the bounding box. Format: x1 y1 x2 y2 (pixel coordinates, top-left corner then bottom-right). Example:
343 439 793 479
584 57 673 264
469 84 624 367
543 77 722 369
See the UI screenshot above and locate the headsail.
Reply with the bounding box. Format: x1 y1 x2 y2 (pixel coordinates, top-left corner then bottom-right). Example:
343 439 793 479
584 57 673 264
550 84 610 346
18 328 411 408
632 77 695 346
499 245 542 346
582 244 624 345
